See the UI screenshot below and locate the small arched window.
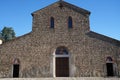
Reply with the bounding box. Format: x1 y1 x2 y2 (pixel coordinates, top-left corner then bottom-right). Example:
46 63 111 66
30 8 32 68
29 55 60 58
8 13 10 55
50 17 54 28
68 16 73 28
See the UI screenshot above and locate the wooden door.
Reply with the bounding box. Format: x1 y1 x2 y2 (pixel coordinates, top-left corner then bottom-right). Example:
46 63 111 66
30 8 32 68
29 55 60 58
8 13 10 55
106 63 114 76
13 64 19 78
56 57 69 77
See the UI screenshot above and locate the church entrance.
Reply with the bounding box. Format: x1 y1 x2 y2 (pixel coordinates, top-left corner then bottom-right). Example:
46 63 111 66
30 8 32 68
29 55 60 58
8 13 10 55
106 63 114 76
13 64 20 77
56 57 69 77
13 58 20 78
55 46 69 77
106 57 114 77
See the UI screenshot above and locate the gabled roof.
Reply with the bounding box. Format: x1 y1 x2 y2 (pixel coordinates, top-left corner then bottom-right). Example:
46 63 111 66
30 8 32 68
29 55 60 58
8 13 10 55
32 1 90 16
86 31 120 47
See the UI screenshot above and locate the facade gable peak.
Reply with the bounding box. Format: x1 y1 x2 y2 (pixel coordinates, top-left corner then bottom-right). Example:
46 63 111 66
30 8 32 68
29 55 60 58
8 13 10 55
32 0 90 16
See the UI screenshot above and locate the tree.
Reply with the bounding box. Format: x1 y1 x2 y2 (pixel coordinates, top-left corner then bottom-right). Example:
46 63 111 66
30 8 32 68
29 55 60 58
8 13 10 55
0 29 3 40
0 27 16 42
0 32 2 38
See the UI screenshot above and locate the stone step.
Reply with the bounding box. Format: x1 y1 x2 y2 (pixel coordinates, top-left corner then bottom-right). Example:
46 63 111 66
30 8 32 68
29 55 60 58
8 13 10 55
0 77 119 80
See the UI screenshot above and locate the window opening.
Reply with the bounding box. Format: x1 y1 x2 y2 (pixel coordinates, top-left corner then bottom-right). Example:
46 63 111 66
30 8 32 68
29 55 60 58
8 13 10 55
68 16 72 28
50 17 54 28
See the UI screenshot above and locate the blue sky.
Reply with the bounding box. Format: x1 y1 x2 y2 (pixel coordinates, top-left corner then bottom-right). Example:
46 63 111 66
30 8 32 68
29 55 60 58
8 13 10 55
0 0 120 40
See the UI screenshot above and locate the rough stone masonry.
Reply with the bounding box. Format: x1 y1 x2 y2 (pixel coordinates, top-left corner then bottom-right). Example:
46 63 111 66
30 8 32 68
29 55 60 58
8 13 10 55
0 0 120 78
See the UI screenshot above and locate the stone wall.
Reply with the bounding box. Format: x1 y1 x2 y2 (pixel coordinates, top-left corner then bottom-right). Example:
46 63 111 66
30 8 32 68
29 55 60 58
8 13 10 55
0 1 120 78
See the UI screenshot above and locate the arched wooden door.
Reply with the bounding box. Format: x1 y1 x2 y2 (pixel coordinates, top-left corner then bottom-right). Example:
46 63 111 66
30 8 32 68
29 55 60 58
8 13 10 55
55 46 69 77
13 58 20 78
106 57 114 77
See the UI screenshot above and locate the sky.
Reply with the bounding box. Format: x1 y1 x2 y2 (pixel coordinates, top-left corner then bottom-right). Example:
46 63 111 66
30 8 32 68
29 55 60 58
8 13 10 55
0 0 120 40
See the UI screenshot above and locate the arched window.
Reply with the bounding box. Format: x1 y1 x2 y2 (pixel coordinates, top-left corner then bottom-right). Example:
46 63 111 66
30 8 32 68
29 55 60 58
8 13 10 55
55 46 69 77
55 46 68 55
106 57 114 77
68 16 73 28
50 17 54 28
13 58 20 78
106 56 113 62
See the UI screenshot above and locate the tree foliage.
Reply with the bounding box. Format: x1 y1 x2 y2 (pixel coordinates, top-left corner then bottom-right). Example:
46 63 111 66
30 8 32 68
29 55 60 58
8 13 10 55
0 27 16 42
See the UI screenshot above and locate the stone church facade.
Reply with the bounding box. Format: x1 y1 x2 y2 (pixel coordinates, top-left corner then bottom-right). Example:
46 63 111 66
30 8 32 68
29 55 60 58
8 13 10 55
0 1 120 78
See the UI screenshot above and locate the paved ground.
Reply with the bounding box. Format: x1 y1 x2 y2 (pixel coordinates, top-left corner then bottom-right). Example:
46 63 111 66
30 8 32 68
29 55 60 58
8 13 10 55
0 77 119 80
